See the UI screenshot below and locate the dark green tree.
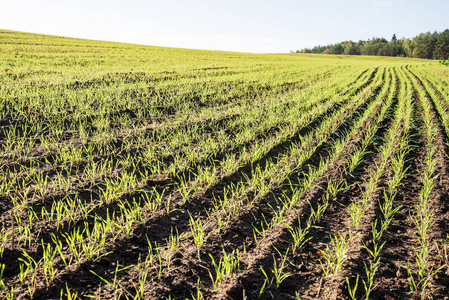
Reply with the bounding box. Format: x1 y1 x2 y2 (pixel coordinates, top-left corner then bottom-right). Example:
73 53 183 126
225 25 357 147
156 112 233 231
434 29 449 60
343 41 359 55
400 38 414 57
411 32 437 59
294 29 448 60
330 44 344 54
391 34 397 42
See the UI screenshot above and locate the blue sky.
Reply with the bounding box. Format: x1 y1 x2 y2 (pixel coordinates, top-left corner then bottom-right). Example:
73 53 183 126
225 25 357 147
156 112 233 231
1 0 448 53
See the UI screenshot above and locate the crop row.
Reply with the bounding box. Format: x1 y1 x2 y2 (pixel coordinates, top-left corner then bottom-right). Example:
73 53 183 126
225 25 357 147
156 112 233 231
1 31 448 299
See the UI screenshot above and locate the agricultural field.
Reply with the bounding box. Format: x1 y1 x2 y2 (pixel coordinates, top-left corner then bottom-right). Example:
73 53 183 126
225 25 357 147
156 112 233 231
1 29 449 299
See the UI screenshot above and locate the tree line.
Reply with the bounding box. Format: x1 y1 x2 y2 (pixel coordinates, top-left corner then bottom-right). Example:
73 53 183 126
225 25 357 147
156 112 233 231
294 29 449 60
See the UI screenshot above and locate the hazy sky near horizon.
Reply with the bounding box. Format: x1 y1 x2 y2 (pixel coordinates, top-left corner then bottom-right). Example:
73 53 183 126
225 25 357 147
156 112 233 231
1 0 448 53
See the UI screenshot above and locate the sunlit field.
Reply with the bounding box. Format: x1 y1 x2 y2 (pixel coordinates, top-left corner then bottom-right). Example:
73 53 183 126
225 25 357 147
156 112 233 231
1 30 449 299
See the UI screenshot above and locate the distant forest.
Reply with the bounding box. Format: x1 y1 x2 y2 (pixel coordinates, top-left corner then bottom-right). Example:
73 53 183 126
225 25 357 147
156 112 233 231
294 29 449 60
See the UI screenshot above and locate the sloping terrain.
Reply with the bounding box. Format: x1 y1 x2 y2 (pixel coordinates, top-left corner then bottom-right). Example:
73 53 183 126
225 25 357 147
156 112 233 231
1 30 449 299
